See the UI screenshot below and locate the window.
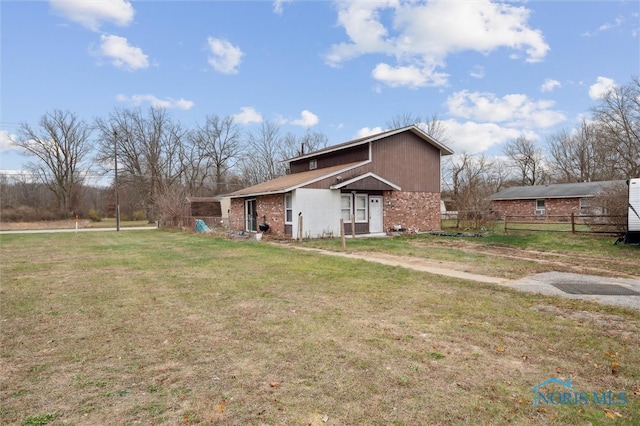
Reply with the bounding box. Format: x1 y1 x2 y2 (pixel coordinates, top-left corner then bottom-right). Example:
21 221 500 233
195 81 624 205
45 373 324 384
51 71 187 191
341 195 352 222
309 159 317 170
285 193 293 224
579 198 590 215
355 194 368 222
535 199 545 215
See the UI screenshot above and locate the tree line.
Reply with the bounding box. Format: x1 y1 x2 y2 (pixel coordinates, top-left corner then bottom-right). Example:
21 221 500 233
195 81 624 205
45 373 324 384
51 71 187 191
1 76 638 223
2 109 328 223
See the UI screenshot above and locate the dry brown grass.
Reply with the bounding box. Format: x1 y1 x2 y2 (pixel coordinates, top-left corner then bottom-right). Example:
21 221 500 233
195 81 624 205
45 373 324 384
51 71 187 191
1 231 639 425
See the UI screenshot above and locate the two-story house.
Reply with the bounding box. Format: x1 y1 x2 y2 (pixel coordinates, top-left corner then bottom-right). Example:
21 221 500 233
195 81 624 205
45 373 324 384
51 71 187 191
227 125 453 238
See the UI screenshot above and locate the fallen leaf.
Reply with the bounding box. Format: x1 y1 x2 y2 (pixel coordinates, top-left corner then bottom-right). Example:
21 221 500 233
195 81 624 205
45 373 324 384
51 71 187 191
270 382 280 388
497 346 505 353
218 399 227 413
604 408 622 419
556 367 562 373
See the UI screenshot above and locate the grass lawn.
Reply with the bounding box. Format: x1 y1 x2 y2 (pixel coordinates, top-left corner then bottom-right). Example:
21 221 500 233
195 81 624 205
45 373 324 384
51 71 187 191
1 231 639 425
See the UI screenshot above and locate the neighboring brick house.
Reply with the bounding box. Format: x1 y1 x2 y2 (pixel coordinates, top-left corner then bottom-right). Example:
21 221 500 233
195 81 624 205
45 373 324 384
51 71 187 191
226 126 453 238
488 180 624 220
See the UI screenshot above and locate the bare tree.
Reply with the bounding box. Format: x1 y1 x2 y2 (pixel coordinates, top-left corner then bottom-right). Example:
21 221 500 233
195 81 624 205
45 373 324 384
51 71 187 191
547 121 598 182
386 112 449 143
502 137 547 186
13 109 92 214
445 153 496 228
280 130 329 160
95 108 186 222
591 76 640 178
237 121 286 185
186 115 242 195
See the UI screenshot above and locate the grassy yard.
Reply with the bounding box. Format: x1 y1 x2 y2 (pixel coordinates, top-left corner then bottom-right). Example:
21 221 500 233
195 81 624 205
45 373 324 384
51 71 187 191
1 231 639 425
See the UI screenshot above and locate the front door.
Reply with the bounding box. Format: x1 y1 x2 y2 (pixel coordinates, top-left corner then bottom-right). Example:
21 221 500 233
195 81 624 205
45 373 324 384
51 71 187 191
369 196 383 233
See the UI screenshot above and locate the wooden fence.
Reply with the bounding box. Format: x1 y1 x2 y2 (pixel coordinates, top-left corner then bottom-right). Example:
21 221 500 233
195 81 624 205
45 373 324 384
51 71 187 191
503 213 626 235
442 211 627 235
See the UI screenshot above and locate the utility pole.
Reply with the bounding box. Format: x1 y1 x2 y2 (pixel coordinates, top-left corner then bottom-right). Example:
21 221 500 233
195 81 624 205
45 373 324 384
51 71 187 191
113 130 121 231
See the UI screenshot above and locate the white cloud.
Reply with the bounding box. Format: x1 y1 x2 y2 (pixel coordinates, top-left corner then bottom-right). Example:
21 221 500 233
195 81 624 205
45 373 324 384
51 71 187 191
116 94 194 110
355 127 384 138
0 130 19 152
371 63 448 89
588 76 616 100
99 34 149 71
583 15 625 36
469 65 485 79
290 110 319 128
540 78 561 93
441 120 534 154
207 37 244 74
446 90 566 128
50 0 134 31
232 107 263 124
326 0 549 88
273 0 293 15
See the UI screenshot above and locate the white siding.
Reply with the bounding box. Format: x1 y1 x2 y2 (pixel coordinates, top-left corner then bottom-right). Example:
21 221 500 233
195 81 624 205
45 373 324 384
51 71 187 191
629 178 640 232
291 188 342 238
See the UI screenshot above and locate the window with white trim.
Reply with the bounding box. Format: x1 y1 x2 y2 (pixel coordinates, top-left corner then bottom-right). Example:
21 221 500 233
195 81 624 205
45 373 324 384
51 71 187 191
355 194 368 222
535 199 545 215
285 193 293 224
341 195 352 222
309 159 317 170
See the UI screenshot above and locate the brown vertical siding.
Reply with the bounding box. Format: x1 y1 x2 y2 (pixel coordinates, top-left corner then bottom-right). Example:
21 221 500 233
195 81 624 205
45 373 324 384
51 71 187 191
370 132 441 192
290 145 369 173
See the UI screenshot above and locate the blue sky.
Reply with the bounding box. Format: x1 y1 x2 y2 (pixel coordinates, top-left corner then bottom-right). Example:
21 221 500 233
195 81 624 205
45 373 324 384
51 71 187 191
1 0 638 183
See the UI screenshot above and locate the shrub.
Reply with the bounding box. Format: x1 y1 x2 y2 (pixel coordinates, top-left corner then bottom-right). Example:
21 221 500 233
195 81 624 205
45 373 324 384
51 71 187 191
87 208 102 222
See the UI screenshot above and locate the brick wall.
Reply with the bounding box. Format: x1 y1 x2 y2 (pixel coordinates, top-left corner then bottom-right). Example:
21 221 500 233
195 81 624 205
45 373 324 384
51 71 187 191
383 191 442 232
491 198 581 221
229 198 245 231
257 194 286 237
229 195 286 237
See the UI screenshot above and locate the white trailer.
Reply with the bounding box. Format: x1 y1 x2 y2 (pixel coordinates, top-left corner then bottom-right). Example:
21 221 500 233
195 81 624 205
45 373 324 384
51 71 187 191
624 178 640 244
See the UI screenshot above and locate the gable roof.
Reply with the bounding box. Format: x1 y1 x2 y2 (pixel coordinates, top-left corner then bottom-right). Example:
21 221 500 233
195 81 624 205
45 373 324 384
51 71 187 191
284 125 453 163
330 172 401 191
489 180 624 201
227 162 366 198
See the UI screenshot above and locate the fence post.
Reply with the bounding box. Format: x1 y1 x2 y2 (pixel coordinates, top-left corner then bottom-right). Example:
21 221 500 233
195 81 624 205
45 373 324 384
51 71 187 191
340 218 346 251
571 212 575 233
298 214 303 241
351 214 355 238
503 213 508 234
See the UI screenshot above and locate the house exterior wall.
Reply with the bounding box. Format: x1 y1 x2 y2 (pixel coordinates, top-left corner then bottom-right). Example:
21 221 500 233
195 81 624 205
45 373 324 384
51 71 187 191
290 145 369 173
384 191 442 232
230 195 287 237
256 193 286 236
490 198 582 221
291 188 342 238
370 132 441 192
229 198 245 231
303 133 441 192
